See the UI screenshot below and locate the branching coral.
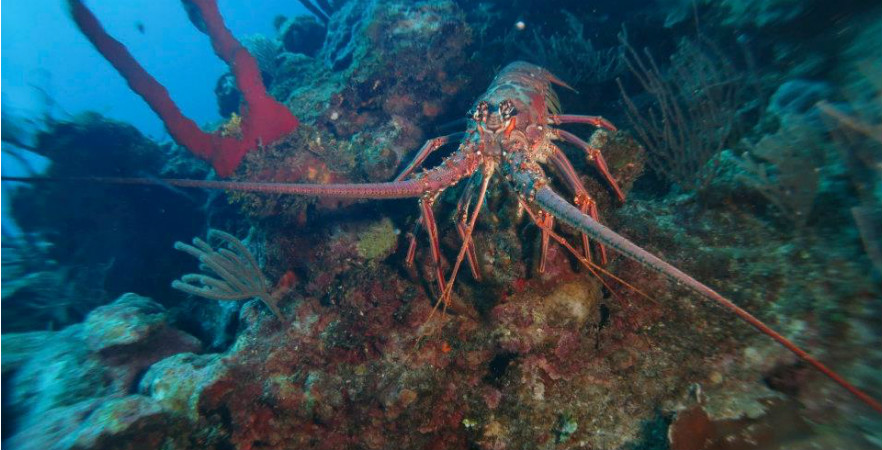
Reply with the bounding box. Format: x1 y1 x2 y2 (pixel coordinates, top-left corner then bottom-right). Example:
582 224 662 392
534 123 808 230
67 0 299 177
172 229 284 320
506 11 624 86
617 30 751 191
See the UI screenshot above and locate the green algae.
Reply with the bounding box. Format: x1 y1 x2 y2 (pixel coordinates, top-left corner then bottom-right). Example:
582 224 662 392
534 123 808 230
355 217 397 261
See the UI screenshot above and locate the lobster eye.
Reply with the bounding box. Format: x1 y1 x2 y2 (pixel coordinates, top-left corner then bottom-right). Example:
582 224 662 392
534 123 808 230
472 100 490 123
499 99 516 120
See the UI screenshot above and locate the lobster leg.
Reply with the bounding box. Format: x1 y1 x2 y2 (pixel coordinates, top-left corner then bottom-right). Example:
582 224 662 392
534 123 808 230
536 210 554 274
394 133 465 182
440 165 494 308
405 218 421 267
554 129 626 203
549 114 617 132
419 196 446 295
548 146 608 264
582 197 608 265
454 173 483 281
407 174 483 281
455 222 481 280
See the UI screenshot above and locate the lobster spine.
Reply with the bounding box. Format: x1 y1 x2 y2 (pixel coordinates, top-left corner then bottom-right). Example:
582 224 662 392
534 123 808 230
534 186 882 413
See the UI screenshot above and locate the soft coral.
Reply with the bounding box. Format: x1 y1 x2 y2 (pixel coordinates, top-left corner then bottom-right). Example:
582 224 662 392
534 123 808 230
68 0 299 176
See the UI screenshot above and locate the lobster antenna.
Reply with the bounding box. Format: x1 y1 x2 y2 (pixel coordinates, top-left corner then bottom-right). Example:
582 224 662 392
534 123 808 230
533 185 882 413
1 174 430 199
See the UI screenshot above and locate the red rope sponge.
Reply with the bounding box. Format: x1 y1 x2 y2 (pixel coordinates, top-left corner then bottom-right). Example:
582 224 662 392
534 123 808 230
68 0 299 177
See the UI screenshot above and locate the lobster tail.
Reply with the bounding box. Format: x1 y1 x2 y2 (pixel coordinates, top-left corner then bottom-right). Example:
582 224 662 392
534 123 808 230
533 186 882 413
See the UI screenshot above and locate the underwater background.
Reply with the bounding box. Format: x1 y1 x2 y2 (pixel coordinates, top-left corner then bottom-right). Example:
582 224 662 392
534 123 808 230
2 0 881 448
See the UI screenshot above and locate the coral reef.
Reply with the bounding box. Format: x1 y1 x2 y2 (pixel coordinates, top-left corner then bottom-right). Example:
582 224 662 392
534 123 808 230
4 0 882 449
224 0 474 224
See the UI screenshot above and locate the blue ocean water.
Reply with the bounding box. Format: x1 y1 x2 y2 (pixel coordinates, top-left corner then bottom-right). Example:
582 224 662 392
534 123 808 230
2 1 881 449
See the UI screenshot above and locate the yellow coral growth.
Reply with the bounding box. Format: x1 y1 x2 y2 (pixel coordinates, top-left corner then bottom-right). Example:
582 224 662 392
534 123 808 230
219 113 243 138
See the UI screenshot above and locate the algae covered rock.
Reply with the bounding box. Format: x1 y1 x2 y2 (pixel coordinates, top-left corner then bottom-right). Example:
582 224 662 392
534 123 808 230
492 278 602 354
270 0 473 181
139 353 224 420
543 281 602 329
4 293 202 450
355 217 398 261
83 293 168 352
6 395 182 450
82 293 202 357
6 325 106 427
66 395 175 450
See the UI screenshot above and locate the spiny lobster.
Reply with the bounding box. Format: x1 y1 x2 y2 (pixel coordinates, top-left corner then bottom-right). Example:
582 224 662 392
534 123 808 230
7 62 880 413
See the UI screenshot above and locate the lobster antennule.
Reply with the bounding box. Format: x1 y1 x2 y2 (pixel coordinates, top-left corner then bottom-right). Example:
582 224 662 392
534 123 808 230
544 71 579 93
533 185 882 414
